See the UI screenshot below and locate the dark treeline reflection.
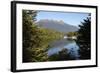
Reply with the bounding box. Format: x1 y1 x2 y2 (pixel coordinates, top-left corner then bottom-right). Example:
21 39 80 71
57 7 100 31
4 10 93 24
49 49 76 61
22 10 91 63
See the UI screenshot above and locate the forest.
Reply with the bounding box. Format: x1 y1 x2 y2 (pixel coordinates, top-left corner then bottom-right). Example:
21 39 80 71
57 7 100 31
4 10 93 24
22 10 91 62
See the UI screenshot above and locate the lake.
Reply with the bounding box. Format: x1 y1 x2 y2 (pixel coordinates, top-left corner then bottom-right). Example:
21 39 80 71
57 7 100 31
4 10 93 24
47 39 80 60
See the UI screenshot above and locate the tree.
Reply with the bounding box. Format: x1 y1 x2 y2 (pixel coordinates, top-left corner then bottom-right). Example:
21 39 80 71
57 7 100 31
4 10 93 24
22 10 36 62
22 10 48 62
23 10 47 62
76 15 91 59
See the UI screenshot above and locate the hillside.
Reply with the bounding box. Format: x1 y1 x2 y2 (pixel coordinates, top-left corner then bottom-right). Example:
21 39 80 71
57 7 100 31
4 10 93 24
37 19 78 33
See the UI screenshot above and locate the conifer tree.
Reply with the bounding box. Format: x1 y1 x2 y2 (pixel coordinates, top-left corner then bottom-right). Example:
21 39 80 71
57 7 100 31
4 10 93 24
77 15 91 59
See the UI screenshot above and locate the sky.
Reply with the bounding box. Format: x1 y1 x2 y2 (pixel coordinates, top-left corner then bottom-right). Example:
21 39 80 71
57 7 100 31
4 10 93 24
36 11 89 27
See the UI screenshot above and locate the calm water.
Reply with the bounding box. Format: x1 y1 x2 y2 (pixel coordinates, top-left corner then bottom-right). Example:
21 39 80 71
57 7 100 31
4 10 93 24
47 39 80 59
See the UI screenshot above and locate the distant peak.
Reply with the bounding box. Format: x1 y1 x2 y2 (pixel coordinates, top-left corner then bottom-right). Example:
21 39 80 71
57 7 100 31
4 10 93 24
37 19 78 33
58 20 65 24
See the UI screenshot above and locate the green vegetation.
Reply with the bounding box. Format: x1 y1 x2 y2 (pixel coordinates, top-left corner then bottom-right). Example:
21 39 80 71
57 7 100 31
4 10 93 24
23 10 64 62
67 32 78 37
76 15 91 59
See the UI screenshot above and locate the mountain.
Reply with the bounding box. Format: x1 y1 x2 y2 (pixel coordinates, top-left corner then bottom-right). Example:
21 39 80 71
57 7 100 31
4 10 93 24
36 19 78 33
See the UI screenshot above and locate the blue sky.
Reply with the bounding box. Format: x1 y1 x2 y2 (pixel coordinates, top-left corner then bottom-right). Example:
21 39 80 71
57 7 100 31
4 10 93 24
36 11 89 27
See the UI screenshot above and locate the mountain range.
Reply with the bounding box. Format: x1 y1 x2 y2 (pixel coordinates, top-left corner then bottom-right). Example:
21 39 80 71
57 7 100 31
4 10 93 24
37 19 79 33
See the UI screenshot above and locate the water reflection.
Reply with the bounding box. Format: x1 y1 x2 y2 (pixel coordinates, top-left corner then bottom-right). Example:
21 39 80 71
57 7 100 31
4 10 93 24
47 39 80 59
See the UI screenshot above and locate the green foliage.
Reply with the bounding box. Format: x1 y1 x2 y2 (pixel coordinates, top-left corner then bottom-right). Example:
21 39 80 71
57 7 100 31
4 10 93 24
23 10 64 62
67 32 78 37
23 10 36 62
76 16 91 59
